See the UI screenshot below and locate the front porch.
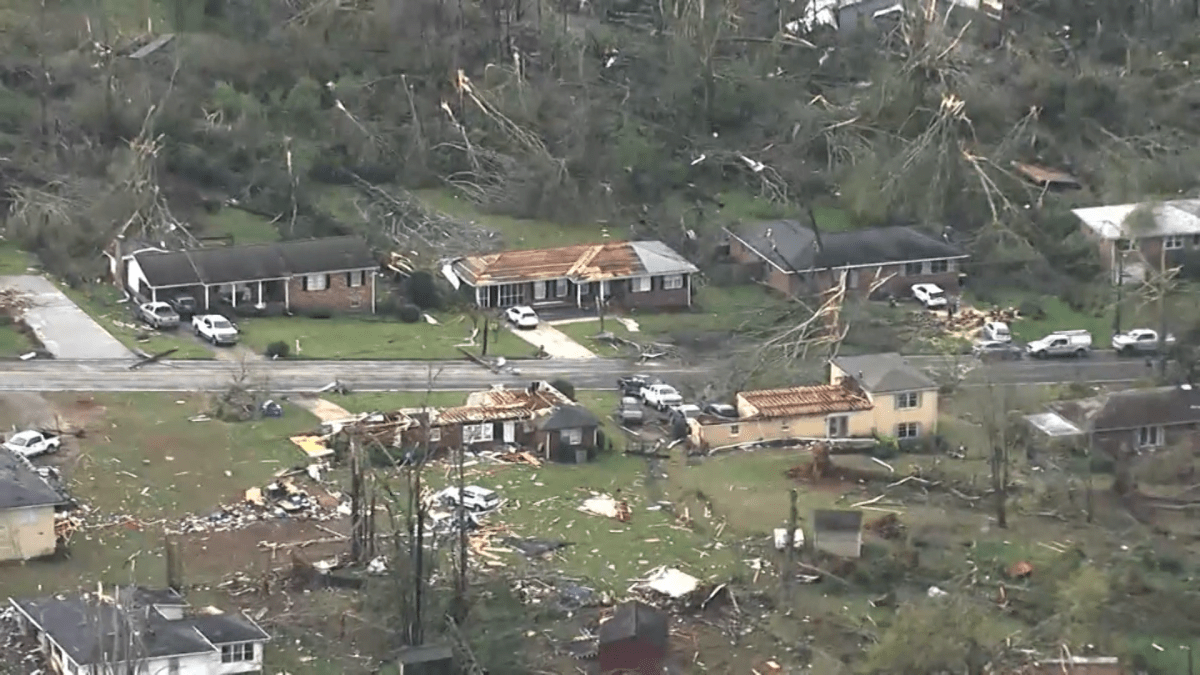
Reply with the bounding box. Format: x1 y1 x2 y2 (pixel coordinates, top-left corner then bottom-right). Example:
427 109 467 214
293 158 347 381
150 279 289 312
475 278 613 310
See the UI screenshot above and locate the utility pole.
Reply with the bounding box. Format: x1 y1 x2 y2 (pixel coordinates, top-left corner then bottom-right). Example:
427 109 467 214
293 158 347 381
481 315 490 356
782 488 798 600
1158 245 1170 379
452 438 469 623
1112 248 1123 337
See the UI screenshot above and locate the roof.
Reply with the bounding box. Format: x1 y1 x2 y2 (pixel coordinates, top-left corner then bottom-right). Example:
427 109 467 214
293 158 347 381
813 509 864 532
396 643 454 663
0 451 67 510
132 236 377 288
465 382 573 409
737 384 871 419
1012 162 1081 187
1073 199 1200 240
188 613 271 644
1049 385 1200 432
598 601 668 647
728 222 967 273
536 405 601 431
1024 412 1083 437
831 353 936 393
451 240 698 286
436 404 538 425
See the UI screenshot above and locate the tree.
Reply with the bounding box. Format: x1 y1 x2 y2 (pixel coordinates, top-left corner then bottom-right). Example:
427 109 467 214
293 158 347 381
863 597 1004 675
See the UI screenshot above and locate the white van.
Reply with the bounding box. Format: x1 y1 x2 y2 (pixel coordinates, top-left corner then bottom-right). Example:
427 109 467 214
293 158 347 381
982 321 1011 343
1026 330 1092 359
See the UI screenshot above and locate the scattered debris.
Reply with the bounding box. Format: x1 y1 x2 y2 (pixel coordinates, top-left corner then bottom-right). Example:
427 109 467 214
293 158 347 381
865 513 905 540
773 527 805 550
638 566 699 599
1007 560 1034 579
504 537 573 557
290 435 335 460
579 494 632 522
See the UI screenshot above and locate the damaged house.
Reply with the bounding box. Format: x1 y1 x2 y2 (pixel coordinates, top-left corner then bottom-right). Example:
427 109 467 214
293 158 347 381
1026 384 1200 457
0 450 69 561
9 587 270 675
1073 199 1200 284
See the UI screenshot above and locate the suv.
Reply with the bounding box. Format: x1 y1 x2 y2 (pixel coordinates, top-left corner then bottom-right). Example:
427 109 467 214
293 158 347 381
618 375 653 398
1026 330 1092 359
435 485 501 512
617 396 644 425
168 295 198 319
136 302 180 330
982 321 1011 343
912 283 948 309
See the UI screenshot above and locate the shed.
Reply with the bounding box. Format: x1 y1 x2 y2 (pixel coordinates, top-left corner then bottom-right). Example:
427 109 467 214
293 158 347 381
598 601 668 675
396 643 454 675
812 509 864 558
535 405 602 463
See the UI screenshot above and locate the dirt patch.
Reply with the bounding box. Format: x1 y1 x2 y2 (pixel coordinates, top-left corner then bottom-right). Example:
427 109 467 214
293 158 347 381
785 459 890 490
178 517 349 581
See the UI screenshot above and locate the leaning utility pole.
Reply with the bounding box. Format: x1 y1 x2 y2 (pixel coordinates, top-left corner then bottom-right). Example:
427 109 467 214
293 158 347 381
452 436 469 623
782 488 798 600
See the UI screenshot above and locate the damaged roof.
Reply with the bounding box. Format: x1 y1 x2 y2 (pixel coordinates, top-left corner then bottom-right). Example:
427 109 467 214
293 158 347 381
737 384 871 419
727 221 967 273
435 382 575 425
1013 162 1081 188
813 509 864 532
832 352 936 393
1049 385 1200 432
451 241 698 286
598 601 668 647
133 236 377 288
1073 199 1200 240
0 451 67 511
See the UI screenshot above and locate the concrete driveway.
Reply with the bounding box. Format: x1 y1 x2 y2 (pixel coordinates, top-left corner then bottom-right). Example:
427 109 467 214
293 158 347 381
507 323 597 359
0 276 133 359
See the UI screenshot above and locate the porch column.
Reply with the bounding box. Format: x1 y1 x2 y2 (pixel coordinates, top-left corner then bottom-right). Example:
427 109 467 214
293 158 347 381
686 275 692 308
576 282 582 308
204 285 210 310
151 287 157 303
370 273 376 314
284 278 290 311
257 281 263 306
231 285 237 308
475 286 481 308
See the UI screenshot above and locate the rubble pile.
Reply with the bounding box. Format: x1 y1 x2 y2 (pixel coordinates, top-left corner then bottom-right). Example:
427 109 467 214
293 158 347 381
909 305 1021 340
171 473 349 535
512 577 604 611
865 513 905 540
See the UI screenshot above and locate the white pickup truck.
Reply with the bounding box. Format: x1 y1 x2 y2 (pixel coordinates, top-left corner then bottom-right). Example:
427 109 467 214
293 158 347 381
1112 328 1175 356
3 430 61 458
641 383 684 411
192 314 240 346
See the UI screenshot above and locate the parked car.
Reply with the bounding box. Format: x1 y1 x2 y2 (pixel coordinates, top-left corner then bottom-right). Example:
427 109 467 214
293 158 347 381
3 430 61 458
911 283 948 309
167 295 198 318
668 403 702 421
136 301 180 329
972 340 1022 361
192 314 240 346
504 306 539 329
1112 328 1176 356
703 402 738 418
618 374 654 398
1026 329 1092 359
641 383 684 410
617 396 644 425
435 485 501 512
982 321 1011 343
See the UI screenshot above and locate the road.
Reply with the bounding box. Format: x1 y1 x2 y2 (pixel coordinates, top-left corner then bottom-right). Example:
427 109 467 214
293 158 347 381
0 351 1163 392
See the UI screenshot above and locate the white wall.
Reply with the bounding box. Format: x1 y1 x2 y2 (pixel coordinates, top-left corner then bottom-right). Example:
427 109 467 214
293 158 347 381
125 257 149 295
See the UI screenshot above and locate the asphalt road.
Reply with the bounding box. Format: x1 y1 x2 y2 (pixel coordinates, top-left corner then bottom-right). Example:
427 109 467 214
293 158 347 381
0 351 1163 392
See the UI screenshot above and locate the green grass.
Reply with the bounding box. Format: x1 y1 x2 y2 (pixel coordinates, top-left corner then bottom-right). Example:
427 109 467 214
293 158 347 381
59 284 214 359
1127 636 1200 673
414 188 614 247
236 314 536 360
717 192 855 231
630 284 791 336
0 241 31 274
0 320 33 355
202 206 282 244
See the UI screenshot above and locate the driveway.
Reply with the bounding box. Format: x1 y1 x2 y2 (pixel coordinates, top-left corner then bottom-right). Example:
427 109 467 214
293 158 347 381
507 323 597 359
0 276 133 359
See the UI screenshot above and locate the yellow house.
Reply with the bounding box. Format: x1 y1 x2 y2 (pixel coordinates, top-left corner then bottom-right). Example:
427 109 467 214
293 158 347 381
829 352 939 440
690 383 874 449
0 452 66 561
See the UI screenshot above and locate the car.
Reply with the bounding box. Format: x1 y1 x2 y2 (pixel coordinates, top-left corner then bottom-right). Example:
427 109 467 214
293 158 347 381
911 283 948 309
504 306 539 329
617 374 654 398
668 403 702 420
136 301 180 329
972 340 1022 361
617 396 644 425
435 485 501 512
167 295 198 318
1026 329 1092 359
702 402 738 418
982 321 1011 343
192 314 240 346
641 383 683 410
2 430 61 458
1112 328 1176 356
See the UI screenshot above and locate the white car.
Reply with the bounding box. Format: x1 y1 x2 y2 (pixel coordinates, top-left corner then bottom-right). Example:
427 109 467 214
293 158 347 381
3 430 61 458
911 283 948 309
192 314 239 346
435 485 501 512
982 321 1011 343
505 306 539 329
641 384 684 410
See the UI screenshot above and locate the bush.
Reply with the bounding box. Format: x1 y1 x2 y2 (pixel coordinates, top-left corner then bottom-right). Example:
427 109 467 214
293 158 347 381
398 305 421 323
265 340 290 358
407 271 443 310
550 378 576 400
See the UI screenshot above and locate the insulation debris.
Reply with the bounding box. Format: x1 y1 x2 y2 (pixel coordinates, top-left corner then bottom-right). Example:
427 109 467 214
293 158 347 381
578 494 632 522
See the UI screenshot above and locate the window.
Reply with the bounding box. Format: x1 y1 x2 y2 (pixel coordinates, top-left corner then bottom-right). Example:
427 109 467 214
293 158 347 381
729 424 740 436
1137 425 1162 448
304 274 328 291
1117 238 1137 252
1165 235 1185 250
347 271 364 288
632 276 651 293
826 415 849 438
662 275 684 290
497 284 523 306
533 281 547 301
429 427 441 442
563 427 583 445
894 392 921 409
1193 234 1200 246
896 422 920 439
221 643 255 663
463 423 494 444
904 261 924 276
929 259 949 274
555 278 569 298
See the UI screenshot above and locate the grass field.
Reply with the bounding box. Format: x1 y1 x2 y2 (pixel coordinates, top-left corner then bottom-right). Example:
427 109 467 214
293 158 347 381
0 241 30 274
59 284 214 359
202 206 282 244
414 188 613 248
0 320 33 355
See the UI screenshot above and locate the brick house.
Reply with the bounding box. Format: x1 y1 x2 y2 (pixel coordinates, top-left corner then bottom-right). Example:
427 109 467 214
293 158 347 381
689 382 874 450
725 221 968 299
448 241 699 311
1073 199 1200 284
1026 384 1200 459
124 236 379 314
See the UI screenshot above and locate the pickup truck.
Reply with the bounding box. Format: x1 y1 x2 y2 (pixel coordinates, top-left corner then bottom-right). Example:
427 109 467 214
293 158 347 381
192 314 240 346
1112 328 1176 356
1026 329 1092 359
3 430 61 458
641 383 683 411
136 302 180 330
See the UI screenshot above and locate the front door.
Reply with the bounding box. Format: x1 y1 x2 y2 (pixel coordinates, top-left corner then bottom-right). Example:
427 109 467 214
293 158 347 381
503 422 515 443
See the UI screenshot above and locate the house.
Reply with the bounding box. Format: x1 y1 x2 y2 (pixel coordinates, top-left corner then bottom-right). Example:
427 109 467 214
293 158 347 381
830 352 940 439
597 601 669 675
726 221 968 299
448 241 699 311
812 509 864 558
0 450 68 561
124 236 379 314
1015 656 1123 675
532 404 603 464
1073 199 1200 284
9 587 269 675
689 383 873 450
395 643 454 675
1025 385 1200 458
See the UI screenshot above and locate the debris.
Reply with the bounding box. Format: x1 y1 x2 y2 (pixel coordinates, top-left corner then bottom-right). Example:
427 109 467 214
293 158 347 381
504 537 573 557
773 528 805 550
367 556 388 575
927 586 948 598
865 513 905 540
639 566 699 599
578 494 632 522
1007 560 1034 579
244 487 265 507
260 400 283 418
290 435 335 460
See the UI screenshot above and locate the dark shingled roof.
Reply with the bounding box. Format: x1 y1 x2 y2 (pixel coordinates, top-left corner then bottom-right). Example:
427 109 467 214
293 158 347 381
188 613 270 644
1051 385 1200 432
831 352 936 394
132 236 377 288
599 601 668 647
536 405 601 431
0 451 67 510
813 509 864 533
729 221 967 272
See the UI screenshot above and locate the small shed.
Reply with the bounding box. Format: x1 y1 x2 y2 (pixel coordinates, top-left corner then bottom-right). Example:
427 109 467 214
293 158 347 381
598 601 668 675
812 509 864 558
535 405 602 464
396 643 454 675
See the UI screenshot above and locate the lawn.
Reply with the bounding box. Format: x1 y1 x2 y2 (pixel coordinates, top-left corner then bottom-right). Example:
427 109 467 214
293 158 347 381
977 290 1178 345
414 188 614 248
717 191 855 232
59 283 214 359
201 206 282 244
236 314 536 360
0 320 34 356
0 240 31 274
